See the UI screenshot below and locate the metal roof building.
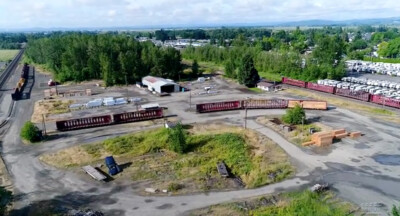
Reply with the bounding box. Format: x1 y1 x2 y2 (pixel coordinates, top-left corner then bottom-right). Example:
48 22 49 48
142 76 180 94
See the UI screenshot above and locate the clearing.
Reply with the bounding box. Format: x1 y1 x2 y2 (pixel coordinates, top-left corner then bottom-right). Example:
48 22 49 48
189 190 361 216
31 99 74 123
40 123 294 194
0 49 18 62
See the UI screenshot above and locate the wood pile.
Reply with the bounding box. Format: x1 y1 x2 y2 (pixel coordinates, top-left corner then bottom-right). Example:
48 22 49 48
302 128 362 147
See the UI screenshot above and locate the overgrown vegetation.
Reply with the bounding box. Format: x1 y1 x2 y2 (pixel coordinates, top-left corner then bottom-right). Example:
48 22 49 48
191 190 358 216
41 125 293 191
20 121 41 143
282 104 306 125
168 123 187 154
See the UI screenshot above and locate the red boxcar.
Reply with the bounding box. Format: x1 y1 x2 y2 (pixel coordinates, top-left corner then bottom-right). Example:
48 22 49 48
242 99 288 109
306 82 336 94
113 108 164 123
334 89 370 102
196 101 241 113
370 95 400 109
56 115 113 131
282 77 306 88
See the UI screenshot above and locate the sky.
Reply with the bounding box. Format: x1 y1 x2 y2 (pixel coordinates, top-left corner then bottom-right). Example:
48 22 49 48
0 0 400 29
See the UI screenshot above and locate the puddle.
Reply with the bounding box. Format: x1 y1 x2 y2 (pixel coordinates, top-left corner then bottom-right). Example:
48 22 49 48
373 154 400 166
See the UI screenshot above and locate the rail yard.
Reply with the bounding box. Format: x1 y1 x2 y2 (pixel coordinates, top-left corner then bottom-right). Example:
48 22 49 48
0 48 399 215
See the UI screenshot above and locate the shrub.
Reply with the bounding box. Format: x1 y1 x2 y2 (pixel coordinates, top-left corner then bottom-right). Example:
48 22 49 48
168 123 187 154
0 187 12 215
167 182 183 192
282 104 306 125
20 121 41 142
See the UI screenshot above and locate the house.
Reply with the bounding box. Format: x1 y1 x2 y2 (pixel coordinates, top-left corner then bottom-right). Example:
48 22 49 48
257 81 275 91
142 76 180 94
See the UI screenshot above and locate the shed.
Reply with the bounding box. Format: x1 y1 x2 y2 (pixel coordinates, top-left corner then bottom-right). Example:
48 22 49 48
142 76 180 94
257 82 275 91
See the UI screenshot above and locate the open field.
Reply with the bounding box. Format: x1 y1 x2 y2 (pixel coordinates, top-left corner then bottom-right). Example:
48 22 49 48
40 123 294 194
283 88 400 123
0 49 18 62
31 100 74 123
182 59 224 75
258 71 282 81
189 190 360 216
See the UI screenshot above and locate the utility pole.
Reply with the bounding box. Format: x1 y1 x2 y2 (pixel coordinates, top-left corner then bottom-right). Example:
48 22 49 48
42 114 47 136
189 83 192 111
244 107 248 129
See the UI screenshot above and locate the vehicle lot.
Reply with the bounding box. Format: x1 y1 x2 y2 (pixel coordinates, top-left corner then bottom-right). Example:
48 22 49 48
1 69 400 215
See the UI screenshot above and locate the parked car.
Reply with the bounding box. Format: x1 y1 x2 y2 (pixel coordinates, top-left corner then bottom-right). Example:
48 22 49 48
105 156 121 176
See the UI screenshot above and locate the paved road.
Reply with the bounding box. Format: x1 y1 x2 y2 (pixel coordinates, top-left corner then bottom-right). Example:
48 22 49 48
1 70 400 215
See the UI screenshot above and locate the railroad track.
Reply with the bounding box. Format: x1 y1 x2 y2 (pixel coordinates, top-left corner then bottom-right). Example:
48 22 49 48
0 49 24 129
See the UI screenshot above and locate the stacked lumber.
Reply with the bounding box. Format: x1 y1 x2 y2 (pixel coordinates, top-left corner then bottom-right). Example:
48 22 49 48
332 129 348 139
311 131 333 147
302 141 315 146
349 132 362 138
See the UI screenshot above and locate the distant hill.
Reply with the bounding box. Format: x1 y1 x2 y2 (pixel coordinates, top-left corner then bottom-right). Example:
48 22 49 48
2 17 400 32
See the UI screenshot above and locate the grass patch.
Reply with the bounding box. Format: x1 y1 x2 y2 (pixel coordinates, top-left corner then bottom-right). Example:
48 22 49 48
258 71 282 82
190 190 360 216
363 56 400 64
41 124 293 192
0 49 19 62
248 87 263 93
183 59 224 74
31 100 74 123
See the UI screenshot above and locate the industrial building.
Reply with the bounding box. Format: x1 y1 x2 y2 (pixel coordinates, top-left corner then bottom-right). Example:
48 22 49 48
142 76 180 94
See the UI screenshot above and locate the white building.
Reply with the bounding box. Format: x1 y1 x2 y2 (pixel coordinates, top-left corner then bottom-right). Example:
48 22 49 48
142 76 180 94
257 82 275 91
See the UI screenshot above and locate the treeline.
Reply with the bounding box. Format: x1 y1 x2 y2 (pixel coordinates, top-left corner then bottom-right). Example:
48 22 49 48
0 33 27 49
183 33 346 81
25 33 182 86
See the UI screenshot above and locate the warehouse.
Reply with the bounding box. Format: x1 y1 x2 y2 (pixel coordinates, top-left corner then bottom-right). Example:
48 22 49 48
142 76 180 94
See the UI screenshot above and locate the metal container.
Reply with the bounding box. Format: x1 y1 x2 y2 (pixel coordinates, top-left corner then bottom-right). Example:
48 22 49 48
288 100 328 110
282 77 306 88
113 108 163 123
56 115 113 131
196 101 241 113
243 99 288 109
306 82 335 94
335 88 370 102
370 95 400 109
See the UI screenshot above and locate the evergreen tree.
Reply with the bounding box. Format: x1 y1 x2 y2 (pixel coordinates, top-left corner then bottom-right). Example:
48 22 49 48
191 59 200 77
237 53 260 87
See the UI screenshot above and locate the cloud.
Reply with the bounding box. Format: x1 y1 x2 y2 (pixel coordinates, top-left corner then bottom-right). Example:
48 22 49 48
0 0 399 28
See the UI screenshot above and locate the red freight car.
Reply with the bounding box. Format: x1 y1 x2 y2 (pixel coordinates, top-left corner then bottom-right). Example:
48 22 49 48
306 82 336 94
370 95 400 109
196 101 241 113
334 88 370 102
242 99 288 109
282 77 306 88
56 115 112 131
113 108 164 123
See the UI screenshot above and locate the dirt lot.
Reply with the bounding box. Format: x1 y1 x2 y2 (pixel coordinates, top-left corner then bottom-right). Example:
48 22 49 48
31 100 74 123
40 123 294 195
256 116 332 146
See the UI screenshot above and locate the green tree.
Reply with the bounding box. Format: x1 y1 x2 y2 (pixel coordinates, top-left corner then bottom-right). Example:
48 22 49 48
0 187 12 215
393 203 400 216
237 53 260 87
20 121 41 142
224 58 236 78
191 59 200 77
168 123 187 154
282 104 306 125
